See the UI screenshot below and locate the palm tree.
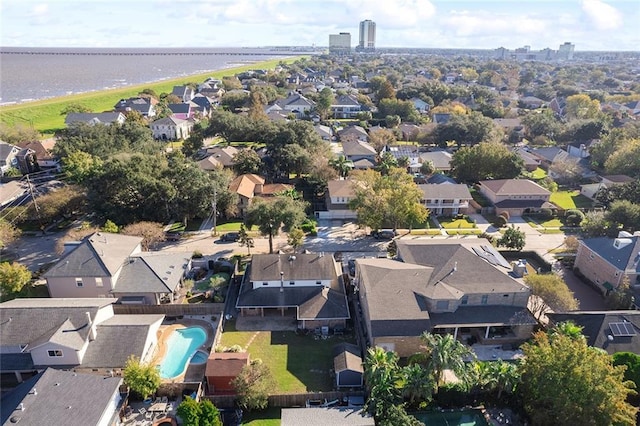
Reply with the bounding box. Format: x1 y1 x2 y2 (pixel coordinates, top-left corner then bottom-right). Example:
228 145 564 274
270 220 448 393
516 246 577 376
420 332 475 390
329 155 352 178
476 360 520 399
401 363 435 408
363 347 403 419
375 152 398 176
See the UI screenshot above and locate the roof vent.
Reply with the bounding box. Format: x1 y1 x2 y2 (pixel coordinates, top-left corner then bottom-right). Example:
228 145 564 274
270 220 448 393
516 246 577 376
29 388 36 395
288 255 296 262
16 403 24 411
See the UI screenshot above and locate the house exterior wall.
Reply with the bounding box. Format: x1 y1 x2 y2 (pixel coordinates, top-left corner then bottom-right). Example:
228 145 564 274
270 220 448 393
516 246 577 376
425 291 529 313
373 336 424 359
574 242 630 294
30 342 81 366
422 198 471 216
46 276 115 298
111 291 160 305
250 278 331 290
336 370 363 388
207 376 235 394
300 318 346 330
93 305 115 326
97 388 122 426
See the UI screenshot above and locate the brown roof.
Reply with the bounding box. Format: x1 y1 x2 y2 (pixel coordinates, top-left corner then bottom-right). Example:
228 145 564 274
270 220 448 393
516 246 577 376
205 352 250 377
261 183 293 195
17 139 56 160
229 174 265 199
479 179 550 196
327 179 355 198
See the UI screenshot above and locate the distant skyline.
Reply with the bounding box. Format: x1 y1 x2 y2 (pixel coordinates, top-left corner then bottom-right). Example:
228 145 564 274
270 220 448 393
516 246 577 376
1 0 638 51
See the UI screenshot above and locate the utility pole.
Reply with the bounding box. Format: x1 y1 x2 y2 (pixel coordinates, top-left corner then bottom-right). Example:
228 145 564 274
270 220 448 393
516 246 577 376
26 175 44 234
212 188 218 236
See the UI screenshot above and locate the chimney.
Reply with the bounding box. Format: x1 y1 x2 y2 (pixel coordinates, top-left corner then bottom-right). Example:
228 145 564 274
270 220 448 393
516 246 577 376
85 312 97 341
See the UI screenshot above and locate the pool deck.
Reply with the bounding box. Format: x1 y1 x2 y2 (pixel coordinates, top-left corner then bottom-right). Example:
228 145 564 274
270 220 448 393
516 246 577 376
154 318 216 383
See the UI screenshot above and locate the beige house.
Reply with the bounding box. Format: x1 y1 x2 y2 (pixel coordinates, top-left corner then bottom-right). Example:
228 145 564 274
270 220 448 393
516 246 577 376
197 145 240 171
574 231 640 295
355 239 535 358
478 179 552 216
317 179 357 220
44 232 190 304
419 183 472 216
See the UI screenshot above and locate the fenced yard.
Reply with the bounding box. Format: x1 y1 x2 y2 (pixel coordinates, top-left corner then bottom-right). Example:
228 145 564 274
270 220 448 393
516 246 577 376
549 190 593 209
220 321 357 393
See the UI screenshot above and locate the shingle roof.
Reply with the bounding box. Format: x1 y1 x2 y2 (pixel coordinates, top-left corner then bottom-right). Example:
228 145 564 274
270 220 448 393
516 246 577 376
114 253 190 294
332 343 363 374
43 232 142 278
0 298 114 347
328 180 355 198
419 151 452 169
580 236 640 273
168 103 191 114
0 368 122 426
418 183 472 200
548 311 640 355
205 352 250 377
426 174 457 185
479 179 550 196
250 253 337 282
229 174 265 199
281 407 374 426
341 140 376 157
79 314 164 368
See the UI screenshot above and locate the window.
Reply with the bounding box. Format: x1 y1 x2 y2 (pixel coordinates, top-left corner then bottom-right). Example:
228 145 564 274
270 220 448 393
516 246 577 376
262 282 268 286
75 278 83 287
95 277 103 287
289 281 295 286
316 281 322 285
481 295 488 305
48 350 63 357
460 296 468 305
503 294 509 298
436 300 449 310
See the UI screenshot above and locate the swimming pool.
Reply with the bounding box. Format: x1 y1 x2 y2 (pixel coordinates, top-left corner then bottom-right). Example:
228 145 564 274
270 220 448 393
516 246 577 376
412 409 491 426
190 350 208 365
159 327 207 379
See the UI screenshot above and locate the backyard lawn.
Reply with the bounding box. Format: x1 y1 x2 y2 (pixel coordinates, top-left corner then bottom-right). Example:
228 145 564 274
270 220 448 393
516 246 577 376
549 190 593 209
438 217 476 229
220 321 356 393
525 167 547 180
241 407 281 425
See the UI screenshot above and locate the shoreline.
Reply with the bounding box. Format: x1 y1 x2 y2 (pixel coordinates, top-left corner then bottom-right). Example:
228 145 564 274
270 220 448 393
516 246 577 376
0 56 304 136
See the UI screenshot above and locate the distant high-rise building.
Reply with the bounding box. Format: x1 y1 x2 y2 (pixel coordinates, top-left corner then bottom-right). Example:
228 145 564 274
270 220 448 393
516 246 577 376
329 32 351 55
558 42 575 60
358 19 376 51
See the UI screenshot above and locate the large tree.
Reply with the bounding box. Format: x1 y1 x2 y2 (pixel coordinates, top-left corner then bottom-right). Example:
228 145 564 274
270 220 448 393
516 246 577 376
419 332 474 390
519 330 637 425
450 142 524 183
0 262 31 298
431 112 497 147
524 274 578 321
120 222 165 250
349 168 428 231
497 225 526 251
233 149 263 175
232 360 275 411
0 219 21 250
246 196 307 253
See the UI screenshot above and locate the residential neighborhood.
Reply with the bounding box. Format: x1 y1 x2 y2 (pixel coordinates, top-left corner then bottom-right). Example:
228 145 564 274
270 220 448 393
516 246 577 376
2 44 640 426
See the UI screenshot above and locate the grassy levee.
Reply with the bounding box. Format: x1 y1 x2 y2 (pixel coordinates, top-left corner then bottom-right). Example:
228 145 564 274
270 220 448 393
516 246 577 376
0 56 303 137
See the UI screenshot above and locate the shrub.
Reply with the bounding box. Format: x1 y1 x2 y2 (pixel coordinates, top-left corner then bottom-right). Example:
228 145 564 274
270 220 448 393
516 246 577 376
300 218 317 236
539 208 554 220
495 215 508 227
565 209 585 227
209 273 229 288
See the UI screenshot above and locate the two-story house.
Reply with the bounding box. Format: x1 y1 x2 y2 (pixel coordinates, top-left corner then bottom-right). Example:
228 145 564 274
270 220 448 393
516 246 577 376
478 179 552 216
265 93 316 119
172 85 195 103
341 139 376 170
330 95 362 119
43 232 191 304
574 231 640 295
355 239 535 358
229 174 292 217
0 298 163 384
113 97 156 118
235 253 350 330
149 116 193 140
317 179 357 220
0 141 21 176
419 183 472 216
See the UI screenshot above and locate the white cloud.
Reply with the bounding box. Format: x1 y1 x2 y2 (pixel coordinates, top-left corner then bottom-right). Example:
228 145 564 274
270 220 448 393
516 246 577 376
440 10 547 39
581 0 623 30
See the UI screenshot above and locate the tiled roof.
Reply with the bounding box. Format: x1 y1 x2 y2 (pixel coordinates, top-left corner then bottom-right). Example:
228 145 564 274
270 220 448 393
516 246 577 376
229 174 265 199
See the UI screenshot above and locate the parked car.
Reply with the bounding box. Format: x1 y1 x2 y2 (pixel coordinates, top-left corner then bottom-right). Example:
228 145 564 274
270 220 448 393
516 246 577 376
164 231 183 241
374 229 397 240
219 232 240 242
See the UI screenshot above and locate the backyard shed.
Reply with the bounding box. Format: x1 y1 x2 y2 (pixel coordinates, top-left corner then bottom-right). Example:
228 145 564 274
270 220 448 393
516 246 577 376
333 343 364 388
205 352 250 395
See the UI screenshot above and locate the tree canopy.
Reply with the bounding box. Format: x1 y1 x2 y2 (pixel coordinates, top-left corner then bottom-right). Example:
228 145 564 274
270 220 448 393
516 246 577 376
123 356 161 400
0 262 31 299
524 273 578 320
450 142 524 182
232 359 276 411
246 196 307 253
519 330 637 425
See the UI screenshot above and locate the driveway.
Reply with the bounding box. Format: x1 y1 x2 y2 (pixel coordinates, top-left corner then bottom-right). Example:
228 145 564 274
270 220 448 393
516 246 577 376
557 266 606 310
8 234 61 273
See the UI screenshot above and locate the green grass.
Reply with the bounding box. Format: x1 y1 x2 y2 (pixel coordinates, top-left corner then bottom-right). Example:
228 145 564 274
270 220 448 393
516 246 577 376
438 217 476 229
216 222 244 231
525 167 548 180
195 273 229 291
0 57 303 136
445 229 482 235
409 229 443 236
221 321 355 393
241 407 282 425
549 190 593 209
523 216 564 228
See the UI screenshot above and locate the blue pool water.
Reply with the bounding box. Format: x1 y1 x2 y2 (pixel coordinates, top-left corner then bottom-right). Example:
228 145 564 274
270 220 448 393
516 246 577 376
159 327 207 379
190 351 208 364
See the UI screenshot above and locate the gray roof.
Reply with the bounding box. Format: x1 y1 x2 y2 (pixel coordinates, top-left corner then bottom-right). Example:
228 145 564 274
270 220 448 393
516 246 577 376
548 311 640 355
513 148 541 167
341 140 375 157
332 94 360 107
0 141 19 161
115 253 190 294
0 368 122 426
43 232 142 278
281 407 374 426
0 298 114 348
168 103 190 114
249 253 337 282
419 151 452 169
580 236 640 273
531 147 567 163
80 314 164 368
396 239 528 294
64 112 124 126
0 353 34 371
357 258 433 337
426 174 457 184
418 183 472 200
479 179 550 197
150 116 188 126
494 199 555 209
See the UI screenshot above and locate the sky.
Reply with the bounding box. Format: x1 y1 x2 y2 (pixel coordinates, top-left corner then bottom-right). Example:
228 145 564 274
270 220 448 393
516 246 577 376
1 0 638 51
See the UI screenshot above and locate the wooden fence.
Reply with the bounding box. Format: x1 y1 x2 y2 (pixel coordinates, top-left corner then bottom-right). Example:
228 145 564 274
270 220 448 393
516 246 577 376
112 303 224 316
205 391 365 409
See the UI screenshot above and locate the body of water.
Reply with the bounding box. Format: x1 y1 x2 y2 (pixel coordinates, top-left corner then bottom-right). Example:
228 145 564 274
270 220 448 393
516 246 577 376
0 47 301 105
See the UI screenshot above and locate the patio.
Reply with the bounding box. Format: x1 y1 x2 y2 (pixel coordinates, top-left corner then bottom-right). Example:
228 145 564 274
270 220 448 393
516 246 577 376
121 397 178 426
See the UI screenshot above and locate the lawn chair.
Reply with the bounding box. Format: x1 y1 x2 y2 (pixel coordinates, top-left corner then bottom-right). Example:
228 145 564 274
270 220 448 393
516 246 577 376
161 396 168 404
137 407 146 417
145 410 153 421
